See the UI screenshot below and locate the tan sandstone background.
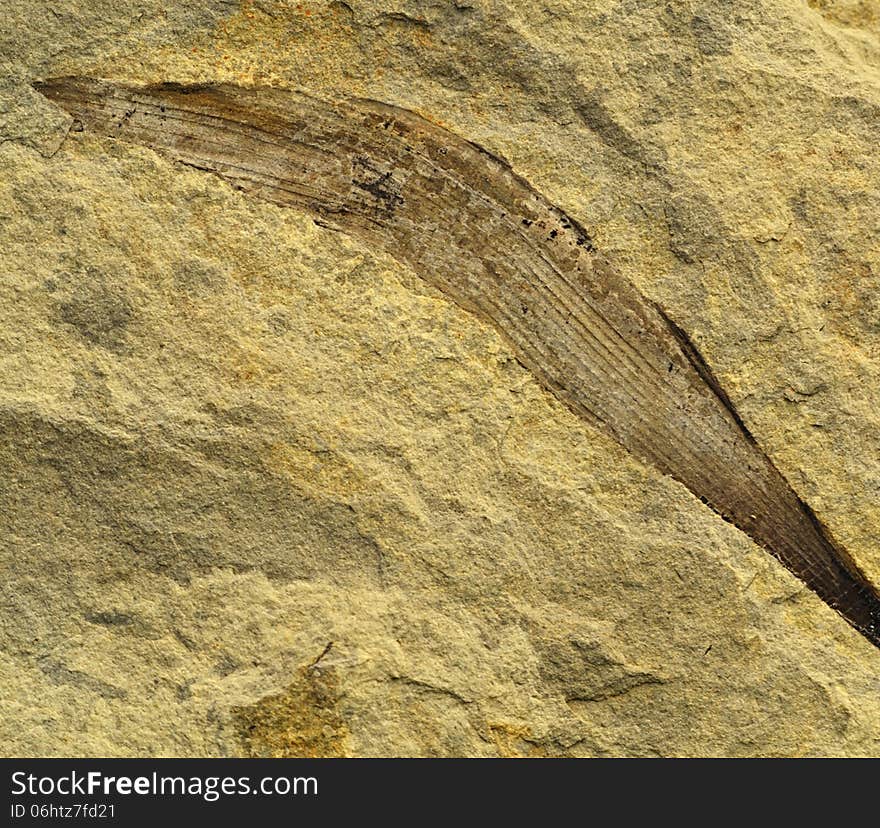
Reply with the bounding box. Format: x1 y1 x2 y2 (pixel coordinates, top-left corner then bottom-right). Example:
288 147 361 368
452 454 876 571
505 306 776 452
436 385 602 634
1 0 879 756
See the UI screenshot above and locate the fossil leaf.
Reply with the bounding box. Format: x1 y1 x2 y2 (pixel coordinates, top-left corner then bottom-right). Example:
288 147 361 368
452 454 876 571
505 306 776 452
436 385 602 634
34 77 880 649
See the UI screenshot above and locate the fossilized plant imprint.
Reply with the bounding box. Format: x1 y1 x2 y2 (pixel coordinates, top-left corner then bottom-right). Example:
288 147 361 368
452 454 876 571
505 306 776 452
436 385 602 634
35 77 880 649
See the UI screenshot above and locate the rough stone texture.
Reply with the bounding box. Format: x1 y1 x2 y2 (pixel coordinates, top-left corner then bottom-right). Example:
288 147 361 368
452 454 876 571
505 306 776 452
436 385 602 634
1 0 878 757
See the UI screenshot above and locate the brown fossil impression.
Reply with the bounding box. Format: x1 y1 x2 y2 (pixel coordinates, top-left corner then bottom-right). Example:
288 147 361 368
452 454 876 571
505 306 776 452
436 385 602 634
33 76 880 649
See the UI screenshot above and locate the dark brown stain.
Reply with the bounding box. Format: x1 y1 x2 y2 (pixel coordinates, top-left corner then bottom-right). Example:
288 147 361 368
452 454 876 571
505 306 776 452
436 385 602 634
33 76 880 650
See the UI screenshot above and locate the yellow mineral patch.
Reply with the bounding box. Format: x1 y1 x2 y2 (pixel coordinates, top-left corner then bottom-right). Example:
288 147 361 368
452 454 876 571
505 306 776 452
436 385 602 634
233 663 347 758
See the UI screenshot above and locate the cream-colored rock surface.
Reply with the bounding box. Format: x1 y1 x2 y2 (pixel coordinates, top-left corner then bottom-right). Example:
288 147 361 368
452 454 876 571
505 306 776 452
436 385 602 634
1 0 878 757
